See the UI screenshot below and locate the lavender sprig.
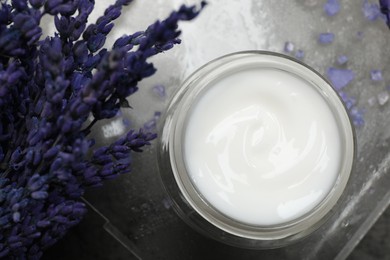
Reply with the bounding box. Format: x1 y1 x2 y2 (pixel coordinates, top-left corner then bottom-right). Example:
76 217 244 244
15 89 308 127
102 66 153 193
0 1 205 258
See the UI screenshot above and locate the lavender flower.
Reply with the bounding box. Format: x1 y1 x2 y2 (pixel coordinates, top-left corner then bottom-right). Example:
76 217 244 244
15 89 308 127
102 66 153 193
0 0 205 258
326 67 355 90
295 49 305 60
324 0 340 16
362 0 381 21
337 55 348 65
153 84 166 98
370 69 383 81
318 32 335 44
283 41 294 53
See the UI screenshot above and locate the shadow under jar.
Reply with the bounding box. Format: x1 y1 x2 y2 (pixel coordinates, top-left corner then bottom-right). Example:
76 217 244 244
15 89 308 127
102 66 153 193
157 51 355 249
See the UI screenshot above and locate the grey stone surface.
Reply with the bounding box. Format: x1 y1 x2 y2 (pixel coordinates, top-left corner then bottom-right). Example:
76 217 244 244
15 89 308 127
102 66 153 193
43 205 390 260
348 207 390 260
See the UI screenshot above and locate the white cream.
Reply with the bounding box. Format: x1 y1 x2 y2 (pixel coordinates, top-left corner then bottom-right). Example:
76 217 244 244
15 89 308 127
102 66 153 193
183 69 342 226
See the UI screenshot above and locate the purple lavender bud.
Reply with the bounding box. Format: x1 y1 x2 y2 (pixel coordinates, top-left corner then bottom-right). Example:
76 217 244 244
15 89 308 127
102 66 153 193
350 107 365 126
85 176 102 187
11 0 28 11
57 114 69 131
114 35 133 49
44 146 60 159
72 162 86 172
71 73 89 92
73 203 87 217
112 145 129 153
370 69 383 81
10 147 22 163
27 174 47 192
31 191 48 200
28 131 43 146
100 166 114 177
295 49 304 60
99 22 115 35
60 205 73 215
8 241 22 250
56 169 72 181
52 216 69 224
112 152 128 160
84 166 97 179
152 84 166 98
114 164 129 175
44 0 78 16
19 199 28 209
37 220 51 228
93 146 109 157
324 0 340 16
8 235 21 244
59 152 75 163
12 212 20 223
93 154 112 164
32 150 42 166
9 188 23 205
143 117 157 130
339 91 356 109
0 178 8 188
103 6 121 20
0 248 10 258
337 55 348 65
40 232 54 247
49 158 63 172
0 215 9 226
326 67 355 90
0 4 11 25
7 68 25 85
29 0 45 8
27 232 41 239
83 95 98 105
12 203 20 212
54 15 69 36
71 101 90 116
26 149 34 164
87 33 106 53
65 182 84 198
362 0 380 21
318 33 335 44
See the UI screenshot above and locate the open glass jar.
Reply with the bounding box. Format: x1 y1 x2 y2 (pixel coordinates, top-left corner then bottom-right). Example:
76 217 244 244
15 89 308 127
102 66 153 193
157 51 355 248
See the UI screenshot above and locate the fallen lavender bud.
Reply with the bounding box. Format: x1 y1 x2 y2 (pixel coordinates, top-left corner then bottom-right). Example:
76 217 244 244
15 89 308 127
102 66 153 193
153 84 166 98
337 55 348 65
324 0 340 16
370 69 383 81
318 32 335 44
283 41 294 53
326 67 355 90
363 0 381 21
295 49 305 60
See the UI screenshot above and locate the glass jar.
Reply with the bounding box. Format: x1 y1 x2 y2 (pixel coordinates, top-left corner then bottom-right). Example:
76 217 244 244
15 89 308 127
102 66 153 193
157 51 355 248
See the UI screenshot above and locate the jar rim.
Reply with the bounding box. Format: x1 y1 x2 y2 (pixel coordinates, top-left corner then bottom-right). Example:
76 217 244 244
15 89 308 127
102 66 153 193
158 51 355 247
